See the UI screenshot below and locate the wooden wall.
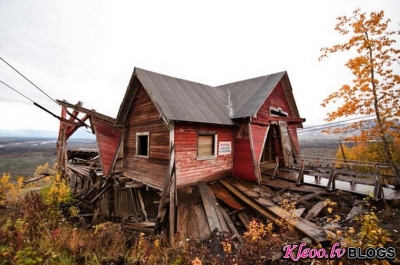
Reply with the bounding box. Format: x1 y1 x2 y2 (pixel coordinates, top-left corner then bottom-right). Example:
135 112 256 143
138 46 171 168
252 81 300 150
123 85 170 189
174 122 234 188
252 82 292 123
232 123 256 182
92 118 122 177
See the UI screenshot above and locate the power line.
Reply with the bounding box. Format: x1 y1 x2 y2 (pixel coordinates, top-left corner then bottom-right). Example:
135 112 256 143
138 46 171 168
298 115 376 133
0 79 62 121
0 57 91 129
0 57 59 106
0 80 34 103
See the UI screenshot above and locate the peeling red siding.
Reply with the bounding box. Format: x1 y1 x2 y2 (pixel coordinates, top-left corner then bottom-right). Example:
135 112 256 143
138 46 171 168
92 118 122 177
252 82 292 122
174 122 234 188
250 124 268 162
232 138 256 181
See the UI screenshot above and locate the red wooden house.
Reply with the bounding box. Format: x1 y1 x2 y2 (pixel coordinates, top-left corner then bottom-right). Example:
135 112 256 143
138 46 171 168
115 68 305 189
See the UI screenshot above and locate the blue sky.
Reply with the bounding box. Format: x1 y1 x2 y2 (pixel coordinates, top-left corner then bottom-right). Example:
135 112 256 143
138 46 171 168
0 0 399 131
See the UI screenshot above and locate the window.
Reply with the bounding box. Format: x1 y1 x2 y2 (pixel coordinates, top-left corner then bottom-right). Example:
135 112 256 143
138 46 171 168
136 132 149 158
197 132 217 159
270 107 288 117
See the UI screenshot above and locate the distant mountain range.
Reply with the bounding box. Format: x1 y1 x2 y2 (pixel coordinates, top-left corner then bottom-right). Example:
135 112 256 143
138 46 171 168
0 124 356 141
0 129 95 139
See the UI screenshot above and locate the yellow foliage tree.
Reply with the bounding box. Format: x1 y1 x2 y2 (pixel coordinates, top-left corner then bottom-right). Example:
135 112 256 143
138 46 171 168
319 8 400 188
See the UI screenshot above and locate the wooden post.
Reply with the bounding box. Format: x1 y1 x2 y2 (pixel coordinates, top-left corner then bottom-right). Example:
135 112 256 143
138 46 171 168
339 140 347 163
296 160 305 186
169 172 176 245
271 156 279 180
326 163 336 191
373 165 383 201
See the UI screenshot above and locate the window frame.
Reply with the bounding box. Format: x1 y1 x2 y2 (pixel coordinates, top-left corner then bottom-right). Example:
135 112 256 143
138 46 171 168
196 132 218 160
136 132 150 158
270 107 288 117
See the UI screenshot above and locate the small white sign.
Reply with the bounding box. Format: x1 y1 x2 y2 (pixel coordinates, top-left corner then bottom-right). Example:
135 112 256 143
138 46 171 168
219 141 231 155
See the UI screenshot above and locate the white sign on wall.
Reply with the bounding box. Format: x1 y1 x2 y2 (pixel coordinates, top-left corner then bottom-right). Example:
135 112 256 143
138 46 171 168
218 141 231 155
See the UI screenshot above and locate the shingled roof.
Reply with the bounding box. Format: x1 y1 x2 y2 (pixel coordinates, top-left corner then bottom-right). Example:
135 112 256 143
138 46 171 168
116 67 300 126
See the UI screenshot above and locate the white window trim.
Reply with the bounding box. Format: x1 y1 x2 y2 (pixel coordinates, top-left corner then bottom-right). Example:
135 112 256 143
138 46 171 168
270 107 288 117
136 132 149 158
196 132 218 160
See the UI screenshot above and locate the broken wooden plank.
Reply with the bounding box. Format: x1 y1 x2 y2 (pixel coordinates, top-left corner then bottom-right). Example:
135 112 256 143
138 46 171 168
343 205 364 223
262 175 326 193
220 179 328 243
89 183 112 204
137 189 148 222
237 211 250 229
219 180 277 222
292 208 305 218
177 187 190 242
198 182 223 232
209 182 244 210
304 200 326 220
226 179 275 207
293 191 324 205
216 204 243 243
194 204 211 240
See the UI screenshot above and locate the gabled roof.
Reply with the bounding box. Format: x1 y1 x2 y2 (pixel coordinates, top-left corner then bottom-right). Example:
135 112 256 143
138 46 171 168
217 72 285 119
116 68 301 126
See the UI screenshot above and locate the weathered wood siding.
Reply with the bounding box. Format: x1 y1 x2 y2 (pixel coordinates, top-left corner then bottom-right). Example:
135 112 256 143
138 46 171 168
174 122 234 188
232 123 256 181
232 138 256 181
92 118 122 177
123 85 170 189
252 82 292 123
250 124 269 162
252 81 300 150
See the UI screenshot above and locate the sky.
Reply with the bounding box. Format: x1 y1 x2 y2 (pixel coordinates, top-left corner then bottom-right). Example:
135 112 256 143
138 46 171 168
0 0 399 132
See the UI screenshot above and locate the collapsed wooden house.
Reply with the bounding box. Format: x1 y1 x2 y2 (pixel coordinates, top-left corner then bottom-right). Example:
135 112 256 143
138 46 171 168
114 68 310 241
56 68 309 240
54 68 400 248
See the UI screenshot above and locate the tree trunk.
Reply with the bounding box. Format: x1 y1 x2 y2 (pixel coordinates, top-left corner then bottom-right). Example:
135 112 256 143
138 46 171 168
367 34 400 189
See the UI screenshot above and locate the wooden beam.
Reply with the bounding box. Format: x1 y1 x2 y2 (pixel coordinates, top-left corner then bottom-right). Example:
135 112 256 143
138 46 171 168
169 172 176 245
216 204 243 243
304 201 326 220
220 179 328 243
293 191 324 205
237 211 250 229
267 116 306 124
198 182 223 232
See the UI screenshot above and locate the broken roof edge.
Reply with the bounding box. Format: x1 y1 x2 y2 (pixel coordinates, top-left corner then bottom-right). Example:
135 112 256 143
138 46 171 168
57 99 115 124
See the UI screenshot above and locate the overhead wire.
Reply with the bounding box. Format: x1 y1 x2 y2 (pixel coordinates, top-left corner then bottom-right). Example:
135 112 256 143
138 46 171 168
0 56 91 129
0 79 63 121
0 57 59 106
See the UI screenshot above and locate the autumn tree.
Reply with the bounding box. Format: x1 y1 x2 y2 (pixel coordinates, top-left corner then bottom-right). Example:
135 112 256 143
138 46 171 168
319 8 400 189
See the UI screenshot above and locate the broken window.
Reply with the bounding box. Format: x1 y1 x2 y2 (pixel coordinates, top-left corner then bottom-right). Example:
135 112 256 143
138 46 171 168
197 132 217 158
270 107 288 117
136 132 149 157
